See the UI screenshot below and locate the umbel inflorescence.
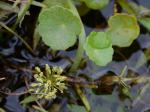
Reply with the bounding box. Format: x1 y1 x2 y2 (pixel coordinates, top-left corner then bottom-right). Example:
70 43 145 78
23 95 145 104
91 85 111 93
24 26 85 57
29 64 67 100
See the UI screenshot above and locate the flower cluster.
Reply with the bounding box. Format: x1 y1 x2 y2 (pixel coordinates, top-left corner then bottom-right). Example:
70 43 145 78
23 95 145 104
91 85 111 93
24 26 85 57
29 64 67 100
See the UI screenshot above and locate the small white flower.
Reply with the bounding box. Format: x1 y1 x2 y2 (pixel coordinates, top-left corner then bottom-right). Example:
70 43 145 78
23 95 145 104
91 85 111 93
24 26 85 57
29 64 67 100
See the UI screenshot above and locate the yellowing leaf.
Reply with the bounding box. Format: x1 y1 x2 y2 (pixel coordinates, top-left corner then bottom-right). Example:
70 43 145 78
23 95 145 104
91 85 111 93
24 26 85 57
107 13 140 47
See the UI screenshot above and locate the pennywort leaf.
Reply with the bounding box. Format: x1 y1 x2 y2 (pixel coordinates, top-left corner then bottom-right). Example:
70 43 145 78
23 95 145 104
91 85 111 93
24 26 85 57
38 0 82 50
107 13 140 47
88 31 111 49
82 0 109 10
42 0 70 9
84 31 114 66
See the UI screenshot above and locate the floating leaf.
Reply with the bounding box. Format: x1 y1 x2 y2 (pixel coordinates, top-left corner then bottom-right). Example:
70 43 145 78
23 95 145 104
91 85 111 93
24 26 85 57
107 13 140 47
84 31 114 66
38 6 81 50
82 0 109 9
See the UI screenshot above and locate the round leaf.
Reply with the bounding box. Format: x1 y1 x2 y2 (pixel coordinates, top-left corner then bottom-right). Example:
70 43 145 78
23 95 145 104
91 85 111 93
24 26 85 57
84 31 114 66
88 32 111 49
83 0 109 9
107 14 140 47
38 6 81 50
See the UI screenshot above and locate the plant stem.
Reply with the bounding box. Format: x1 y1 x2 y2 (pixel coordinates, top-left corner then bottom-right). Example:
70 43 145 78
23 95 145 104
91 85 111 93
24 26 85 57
13 0 33 29
120 65 128 77
70 30 86 72
116 0 137 15
0 90 29 96
66 77 98 88
75 85 91 112
68 0 86 72
0 22 34 54
65 3 90 110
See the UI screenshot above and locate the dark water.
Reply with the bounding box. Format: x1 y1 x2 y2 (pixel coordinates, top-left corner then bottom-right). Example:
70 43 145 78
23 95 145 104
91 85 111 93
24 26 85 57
0 0 150 112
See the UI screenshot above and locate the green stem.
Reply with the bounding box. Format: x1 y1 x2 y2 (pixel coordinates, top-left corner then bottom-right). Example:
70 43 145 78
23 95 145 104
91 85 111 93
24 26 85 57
12 0 21 8
116 0 137 15
0 22 34 54
66 77 98 88
68 0 86 72
120 65 127 77
75 85 91 112
70 29 86 72
32 1 46 8
13 0 33 29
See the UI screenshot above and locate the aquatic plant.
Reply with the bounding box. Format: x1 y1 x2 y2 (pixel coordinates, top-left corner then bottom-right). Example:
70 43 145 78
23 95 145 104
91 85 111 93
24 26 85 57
0 0 150 111
29 64 67 99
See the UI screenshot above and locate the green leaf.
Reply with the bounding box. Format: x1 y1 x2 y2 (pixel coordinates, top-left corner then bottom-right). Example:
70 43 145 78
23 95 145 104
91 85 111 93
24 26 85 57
88 31 111 49
43 0 70 9
129 2 150 31
139 17 150 30
38 6 81 50
84 31 114 66
20 96 37 104
107 13 140 47
82 0 109 10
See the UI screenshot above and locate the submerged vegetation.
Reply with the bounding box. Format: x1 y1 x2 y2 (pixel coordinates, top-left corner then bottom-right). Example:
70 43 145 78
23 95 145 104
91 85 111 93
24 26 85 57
0 0 150 112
